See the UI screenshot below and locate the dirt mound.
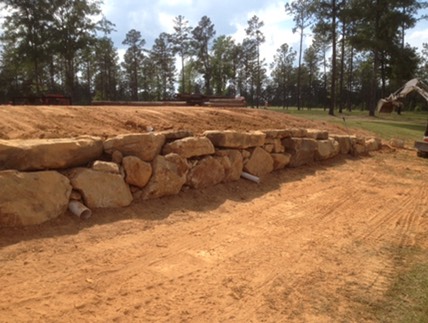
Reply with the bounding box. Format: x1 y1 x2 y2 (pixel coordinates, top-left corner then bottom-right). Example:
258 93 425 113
0 105 367 140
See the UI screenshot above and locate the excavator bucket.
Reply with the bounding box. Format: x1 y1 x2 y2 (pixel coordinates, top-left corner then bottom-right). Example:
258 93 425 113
377 79 427 114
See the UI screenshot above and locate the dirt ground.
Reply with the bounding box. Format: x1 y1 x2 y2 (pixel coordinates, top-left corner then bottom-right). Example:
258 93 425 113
0 105 427 322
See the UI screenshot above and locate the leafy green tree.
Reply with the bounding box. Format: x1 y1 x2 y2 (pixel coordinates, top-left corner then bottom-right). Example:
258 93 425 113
149 32 176 100
191 16 216 95
211 35 237 95
285 0 313 110
311 0 339 115
270 43 296 108
1 0 52 94
170 15 192 93
93 37 119 101
245 15 265 108
51 0 102 97
303 44 321 108
122 29 145 100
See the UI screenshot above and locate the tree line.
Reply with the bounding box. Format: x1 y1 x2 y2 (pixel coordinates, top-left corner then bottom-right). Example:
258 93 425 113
0 0 427 114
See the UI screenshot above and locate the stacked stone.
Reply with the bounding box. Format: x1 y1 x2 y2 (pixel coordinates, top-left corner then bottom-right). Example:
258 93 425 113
0 129 382 227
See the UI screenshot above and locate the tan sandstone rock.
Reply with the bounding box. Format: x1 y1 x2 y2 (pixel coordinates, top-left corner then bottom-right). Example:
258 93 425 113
103 133 165 162
162 136 215 158
366 138 382 152
271 153 291 170
204 130 266 149
262 129 293 139
122 156 152 188
216 150 244 182
315 138 340 161
0 170 72 226
244 147 274 177
330 135 352 154
283 138 318 167
92 160 121 174
306 129 329 140
70 168 133 208
142 154 189 200
0 136 103 171
187 156 225 189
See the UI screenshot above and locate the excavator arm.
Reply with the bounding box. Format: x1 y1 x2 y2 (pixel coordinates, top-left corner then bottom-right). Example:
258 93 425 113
377 78 428 113
377 79 428 157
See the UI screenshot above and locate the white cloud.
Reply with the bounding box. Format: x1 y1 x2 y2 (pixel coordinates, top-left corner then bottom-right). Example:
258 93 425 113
406 27 428 50
158 0 193 6
230 1 299 66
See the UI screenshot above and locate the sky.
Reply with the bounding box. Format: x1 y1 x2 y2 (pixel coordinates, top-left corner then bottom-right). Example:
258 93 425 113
101 0 428 65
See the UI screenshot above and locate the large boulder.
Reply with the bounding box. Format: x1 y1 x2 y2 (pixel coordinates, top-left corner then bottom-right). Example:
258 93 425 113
122 156 152 188
330 135 352 155
69 168 133 208
159 130 193 141
0 170 72 226
271 153 291 170
162 136 215 158
0 136 103 171
244 147 274 177
315 138 340 161
366 138 382 152
103 133 165 162
215 150 244 182
204 130 266 149
283 138 318 167
306 129 329 140
142 153 189 200
187 156 225 189
351 136 367 156
262 129 293 139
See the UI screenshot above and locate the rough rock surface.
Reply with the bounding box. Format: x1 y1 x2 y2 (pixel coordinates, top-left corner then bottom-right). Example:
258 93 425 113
0 136 103 171
271 153 292 170
159 130 193 141
307 129 329 140
283 138 318 167
331 135 352 155
69 168 133 208
92 161 120 174
187 156 225 189
244 147 274 177
204 130 266 149
366 138 382 152
262 129 293 139
162 136 215 158
103 133 165 162
142 154 189 200
0 170 72 226
122 156 152 188
215 150 244 182
351 136 367 156
315 139 340 161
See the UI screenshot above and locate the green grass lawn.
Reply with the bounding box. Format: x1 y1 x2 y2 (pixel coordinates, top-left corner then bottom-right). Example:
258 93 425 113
269 106 428 142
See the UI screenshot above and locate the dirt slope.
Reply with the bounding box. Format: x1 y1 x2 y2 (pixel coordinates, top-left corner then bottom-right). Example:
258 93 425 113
0 105 427 322
0 105 363 140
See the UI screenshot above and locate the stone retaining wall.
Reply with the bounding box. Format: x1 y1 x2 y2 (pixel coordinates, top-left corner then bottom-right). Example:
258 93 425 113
0 129 382 227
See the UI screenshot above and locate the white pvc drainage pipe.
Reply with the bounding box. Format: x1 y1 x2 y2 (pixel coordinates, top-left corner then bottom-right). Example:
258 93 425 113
68 201 92 220
241 172 260 184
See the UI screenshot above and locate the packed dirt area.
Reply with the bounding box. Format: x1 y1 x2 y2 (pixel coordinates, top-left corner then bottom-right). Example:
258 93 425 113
0 105 427 322
0 105 364 140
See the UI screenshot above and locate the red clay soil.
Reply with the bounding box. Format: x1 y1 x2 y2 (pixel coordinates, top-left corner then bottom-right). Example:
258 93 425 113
0 105 427 322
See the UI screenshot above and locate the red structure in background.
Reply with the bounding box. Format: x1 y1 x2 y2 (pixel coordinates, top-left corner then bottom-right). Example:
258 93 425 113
12 94 72 105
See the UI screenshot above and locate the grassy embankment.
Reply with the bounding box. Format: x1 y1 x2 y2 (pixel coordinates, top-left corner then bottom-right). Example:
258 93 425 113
270 106 428 322
269 106 428 143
